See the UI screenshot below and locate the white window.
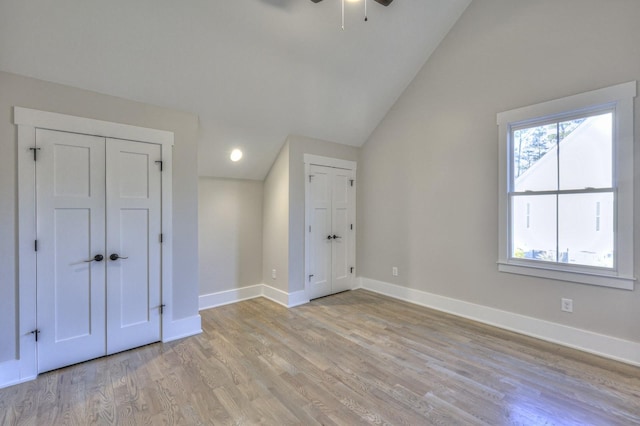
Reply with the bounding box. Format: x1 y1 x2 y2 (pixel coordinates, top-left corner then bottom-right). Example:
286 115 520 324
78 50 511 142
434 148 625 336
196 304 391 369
497 82 636 290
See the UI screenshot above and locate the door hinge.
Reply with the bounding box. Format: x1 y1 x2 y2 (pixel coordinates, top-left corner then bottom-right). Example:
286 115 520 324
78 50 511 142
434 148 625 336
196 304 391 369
350 179 354 187
309 226 311 233
160 233 163 243
30 329 40 342
350 267 354 274
308 274 314 282
350 224 353 230
155 160 163 171
160 304 166 314
309 175 314 182
29 147 41 161
34 240 38 252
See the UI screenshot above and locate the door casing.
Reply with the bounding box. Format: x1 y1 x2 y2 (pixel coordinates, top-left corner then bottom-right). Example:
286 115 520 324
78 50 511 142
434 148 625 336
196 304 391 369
304 154 357 300
16 107 174 380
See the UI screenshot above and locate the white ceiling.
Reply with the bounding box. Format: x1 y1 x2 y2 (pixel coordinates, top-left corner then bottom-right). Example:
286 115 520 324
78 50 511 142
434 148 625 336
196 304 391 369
0 0 470 180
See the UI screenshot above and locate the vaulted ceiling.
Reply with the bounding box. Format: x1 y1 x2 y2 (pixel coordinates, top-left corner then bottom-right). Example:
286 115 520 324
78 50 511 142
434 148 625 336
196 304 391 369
0 0 470 180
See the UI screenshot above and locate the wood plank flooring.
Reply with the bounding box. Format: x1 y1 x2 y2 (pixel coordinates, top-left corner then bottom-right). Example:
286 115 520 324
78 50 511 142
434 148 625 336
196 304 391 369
1 289 639 425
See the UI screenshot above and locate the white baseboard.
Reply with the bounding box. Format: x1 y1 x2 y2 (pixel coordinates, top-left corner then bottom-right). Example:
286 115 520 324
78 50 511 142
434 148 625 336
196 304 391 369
261 284 290 307
261 285 308 308
200 284 310 311
0 359 36 389
163 314 202 343
287 289 310 307
353 276 364 290
360 277 640 367
199 285 263 310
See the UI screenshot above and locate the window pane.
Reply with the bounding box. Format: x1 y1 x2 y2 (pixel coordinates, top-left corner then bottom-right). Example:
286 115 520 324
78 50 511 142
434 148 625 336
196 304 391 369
511 195 557 262
558 193 614 268
559 113 612 190
513 123 558 192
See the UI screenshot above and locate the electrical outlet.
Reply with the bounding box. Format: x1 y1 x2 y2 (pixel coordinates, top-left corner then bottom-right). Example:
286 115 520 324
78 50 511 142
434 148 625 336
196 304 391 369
392 267 398 277
272 269 276 279
561 298 573 313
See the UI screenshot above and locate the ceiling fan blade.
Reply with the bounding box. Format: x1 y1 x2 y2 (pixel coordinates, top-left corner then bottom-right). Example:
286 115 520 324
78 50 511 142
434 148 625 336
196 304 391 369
309 0 393 4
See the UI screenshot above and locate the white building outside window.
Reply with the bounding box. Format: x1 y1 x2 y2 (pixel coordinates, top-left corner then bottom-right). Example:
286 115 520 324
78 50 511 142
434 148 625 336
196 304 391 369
497 82 636 290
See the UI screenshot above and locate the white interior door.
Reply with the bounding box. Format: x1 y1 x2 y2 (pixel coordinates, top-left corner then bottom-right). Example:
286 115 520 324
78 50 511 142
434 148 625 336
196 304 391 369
36 129 107 373
331 168 352 293
106 139 162 354
308 165 333 299
307 164 355 300
36 131 162 371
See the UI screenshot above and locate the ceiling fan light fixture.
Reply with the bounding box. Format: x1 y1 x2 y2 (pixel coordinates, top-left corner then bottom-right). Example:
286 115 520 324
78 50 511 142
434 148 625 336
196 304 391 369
310 0 392 6
311 0 392 28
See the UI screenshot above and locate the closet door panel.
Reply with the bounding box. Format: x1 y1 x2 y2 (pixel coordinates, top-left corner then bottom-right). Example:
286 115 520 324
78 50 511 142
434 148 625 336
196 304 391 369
35 129 107 373
106 139 162 355
308 165 333 299
331 168 353 293
118 209 151 326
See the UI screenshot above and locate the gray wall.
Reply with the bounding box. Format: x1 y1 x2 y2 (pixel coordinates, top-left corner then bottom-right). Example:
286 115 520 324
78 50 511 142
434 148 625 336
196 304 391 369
0 71 200 363
262 141 290 292
199 177 263 294
358 0 640 342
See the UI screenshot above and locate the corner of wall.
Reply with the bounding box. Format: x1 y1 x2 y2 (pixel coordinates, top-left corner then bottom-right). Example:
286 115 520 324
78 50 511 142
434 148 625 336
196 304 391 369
262 140 290 293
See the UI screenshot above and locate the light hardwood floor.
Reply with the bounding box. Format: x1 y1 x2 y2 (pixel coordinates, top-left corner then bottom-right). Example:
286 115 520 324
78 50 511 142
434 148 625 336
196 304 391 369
1 290 639 425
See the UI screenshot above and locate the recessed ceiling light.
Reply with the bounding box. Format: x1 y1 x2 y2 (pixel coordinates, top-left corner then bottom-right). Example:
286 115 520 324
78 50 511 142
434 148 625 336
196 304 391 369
230 148 243 162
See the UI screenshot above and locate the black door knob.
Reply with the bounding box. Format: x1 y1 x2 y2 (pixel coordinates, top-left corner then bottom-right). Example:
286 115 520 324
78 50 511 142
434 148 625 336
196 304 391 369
84 254 104 262
332 235 341 240
109 253 129 261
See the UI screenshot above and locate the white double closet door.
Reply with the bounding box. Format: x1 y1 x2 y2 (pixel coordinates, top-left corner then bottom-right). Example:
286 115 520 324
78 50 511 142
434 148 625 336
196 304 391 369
307 164 355 300
36 129 162 373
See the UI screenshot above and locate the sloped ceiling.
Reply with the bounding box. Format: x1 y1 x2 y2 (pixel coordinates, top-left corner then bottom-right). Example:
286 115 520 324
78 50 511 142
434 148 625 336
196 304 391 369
0 0 470 180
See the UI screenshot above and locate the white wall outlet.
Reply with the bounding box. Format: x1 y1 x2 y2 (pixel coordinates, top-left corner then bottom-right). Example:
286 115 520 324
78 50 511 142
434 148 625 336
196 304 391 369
392 267 398 277
272 269 277 279
561 298 573 313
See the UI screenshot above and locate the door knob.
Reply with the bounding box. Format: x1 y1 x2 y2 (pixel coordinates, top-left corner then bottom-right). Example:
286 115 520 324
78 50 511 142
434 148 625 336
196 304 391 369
327 235 333 240
332 235 341 240
84 254 104 262
109 253 129 261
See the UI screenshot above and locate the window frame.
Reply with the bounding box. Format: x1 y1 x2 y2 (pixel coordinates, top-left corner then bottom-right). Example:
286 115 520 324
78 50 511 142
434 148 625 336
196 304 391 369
497 82 636 290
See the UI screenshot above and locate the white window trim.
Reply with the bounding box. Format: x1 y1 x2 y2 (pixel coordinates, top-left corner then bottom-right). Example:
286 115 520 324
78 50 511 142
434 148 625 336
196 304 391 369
497 82 636 290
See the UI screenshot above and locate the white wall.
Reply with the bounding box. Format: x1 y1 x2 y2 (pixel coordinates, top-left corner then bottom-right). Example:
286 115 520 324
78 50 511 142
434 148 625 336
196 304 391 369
199 178 263 294
358 0 640 343
0 71 200 364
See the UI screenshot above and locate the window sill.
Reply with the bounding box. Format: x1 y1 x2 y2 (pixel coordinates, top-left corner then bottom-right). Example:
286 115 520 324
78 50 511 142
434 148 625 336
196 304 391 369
497 260 635 290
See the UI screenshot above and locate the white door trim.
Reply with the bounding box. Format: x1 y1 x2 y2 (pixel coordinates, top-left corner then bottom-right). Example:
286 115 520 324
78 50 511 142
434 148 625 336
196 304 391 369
14 107 174 383
14 107 173 145
304 154 357 171
304 155 357 301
